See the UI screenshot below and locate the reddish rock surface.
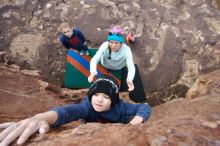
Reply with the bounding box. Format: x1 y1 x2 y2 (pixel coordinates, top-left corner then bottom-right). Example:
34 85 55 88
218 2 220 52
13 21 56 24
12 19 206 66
0 66 67 123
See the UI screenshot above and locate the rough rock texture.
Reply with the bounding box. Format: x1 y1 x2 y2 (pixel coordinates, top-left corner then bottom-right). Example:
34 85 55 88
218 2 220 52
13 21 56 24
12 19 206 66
0 65 220 146
186 69 220 99
0 0 220 101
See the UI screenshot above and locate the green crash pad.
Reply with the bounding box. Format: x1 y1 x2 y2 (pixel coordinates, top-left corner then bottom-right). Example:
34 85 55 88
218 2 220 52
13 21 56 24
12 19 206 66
65 49 121 89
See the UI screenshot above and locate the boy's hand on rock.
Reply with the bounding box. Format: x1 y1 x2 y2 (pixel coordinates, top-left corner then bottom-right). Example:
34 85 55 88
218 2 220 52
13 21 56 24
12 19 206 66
0 117 49 146
129 116 144 125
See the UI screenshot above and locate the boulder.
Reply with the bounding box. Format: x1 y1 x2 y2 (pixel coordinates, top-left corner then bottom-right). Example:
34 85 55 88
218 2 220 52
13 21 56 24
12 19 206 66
186 69 220 99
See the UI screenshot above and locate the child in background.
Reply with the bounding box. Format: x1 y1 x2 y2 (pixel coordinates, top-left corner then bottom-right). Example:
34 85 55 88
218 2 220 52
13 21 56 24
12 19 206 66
0 75 151 146
59 22 89 55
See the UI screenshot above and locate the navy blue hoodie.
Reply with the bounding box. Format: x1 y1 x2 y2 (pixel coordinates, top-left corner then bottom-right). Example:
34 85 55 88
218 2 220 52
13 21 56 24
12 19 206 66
60 28 88 52
51 96 151 127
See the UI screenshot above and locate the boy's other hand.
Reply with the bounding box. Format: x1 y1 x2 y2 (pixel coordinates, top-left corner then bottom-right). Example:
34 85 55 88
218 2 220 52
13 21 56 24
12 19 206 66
129 116 144 125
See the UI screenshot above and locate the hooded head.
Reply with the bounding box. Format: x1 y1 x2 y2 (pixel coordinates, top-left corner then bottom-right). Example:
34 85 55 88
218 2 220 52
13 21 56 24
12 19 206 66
87 75 120 106
107 26 124 43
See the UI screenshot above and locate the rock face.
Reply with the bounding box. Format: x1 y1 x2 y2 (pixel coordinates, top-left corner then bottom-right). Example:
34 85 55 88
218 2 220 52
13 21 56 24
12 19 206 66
0 65 69 123
0 0 220 100
186 69 220 99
